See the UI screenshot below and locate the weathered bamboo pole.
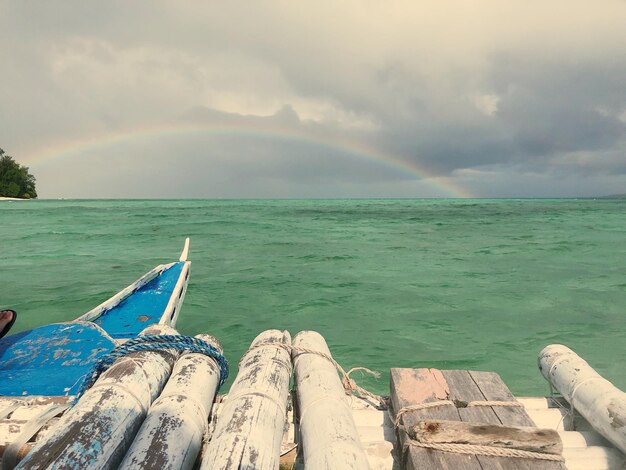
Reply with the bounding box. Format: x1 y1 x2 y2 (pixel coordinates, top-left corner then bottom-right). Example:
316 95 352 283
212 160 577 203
200 330 292 469
118 334 224 470
539 344 626 454
15 325 179 470
292 330 371 470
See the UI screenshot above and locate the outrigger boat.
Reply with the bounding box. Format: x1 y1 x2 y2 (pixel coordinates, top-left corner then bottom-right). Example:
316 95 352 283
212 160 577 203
0 238 191 397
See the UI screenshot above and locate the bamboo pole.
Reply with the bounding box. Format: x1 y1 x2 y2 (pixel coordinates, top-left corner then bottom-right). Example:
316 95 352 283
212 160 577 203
200 330 292 470
539 344 626 454
15 325 179 470
292 330 371 470
118 334 224 470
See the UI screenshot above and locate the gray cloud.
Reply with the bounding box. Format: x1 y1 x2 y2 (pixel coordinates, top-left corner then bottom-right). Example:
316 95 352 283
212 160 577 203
1 1 626 197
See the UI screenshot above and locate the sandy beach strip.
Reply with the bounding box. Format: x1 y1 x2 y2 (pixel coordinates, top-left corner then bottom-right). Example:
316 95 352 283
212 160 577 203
0 196 28 201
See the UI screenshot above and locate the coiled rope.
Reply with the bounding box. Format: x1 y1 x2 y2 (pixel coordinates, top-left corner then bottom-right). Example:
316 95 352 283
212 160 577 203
74 335 229 403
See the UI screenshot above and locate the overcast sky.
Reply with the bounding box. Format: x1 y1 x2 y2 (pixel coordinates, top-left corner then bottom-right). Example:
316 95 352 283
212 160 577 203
1 1 625 198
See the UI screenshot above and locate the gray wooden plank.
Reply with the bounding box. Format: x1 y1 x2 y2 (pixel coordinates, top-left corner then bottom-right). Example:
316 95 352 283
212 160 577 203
469 370 566 470
442 370 500 425
443 370 519 470
468 371 535 427
390 368 480 470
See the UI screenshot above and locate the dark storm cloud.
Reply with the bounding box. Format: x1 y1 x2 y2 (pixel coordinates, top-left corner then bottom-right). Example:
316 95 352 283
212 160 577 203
491 55 626 158
368 53 626 179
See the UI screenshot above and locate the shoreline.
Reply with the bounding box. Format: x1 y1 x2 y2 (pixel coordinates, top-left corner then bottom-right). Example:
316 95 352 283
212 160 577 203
0 196 28 201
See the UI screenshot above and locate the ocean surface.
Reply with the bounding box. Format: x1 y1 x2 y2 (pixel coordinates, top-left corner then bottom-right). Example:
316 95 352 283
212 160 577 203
1 199 625 396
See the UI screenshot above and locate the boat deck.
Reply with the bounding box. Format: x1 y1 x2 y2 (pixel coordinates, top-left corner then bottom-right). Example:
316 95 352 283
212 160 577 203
1 329 624 469
2 387 624 469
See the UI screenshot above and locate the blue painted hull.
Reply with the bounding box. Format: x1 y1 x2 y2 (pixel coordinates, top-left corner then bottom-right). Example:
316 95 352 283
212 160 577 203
0 249 191 397
93 261 185 339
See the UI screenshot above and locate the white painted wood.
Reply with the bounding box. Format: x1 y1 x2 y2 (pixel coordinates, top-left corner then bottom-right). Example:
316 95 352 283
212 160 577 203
159 261 191 327
559 431 611 448
525 408 573 431
518 397 570 410
361 442 397 470
351 408 392 428
0 398 72 450
118 334 222 470
539 344 626 454
8 408 58 422
563 446 626 470
293 330 371 470
200 330 292 470
0 420 59 447
3 404 70 469
355 425 397 444
14 325 179 469
179 238 190 262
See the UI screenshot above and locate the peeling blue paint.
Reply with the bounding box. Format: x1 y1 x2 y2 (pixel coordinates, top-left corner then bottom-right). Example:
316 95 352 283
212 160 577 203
0 323 116 396
0 259 187 397
93 262 184 338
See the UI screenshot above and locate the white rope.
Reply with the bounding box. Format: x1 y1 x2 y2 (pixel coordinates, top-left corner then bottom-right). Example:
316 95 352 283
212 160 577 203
466 400 523 408
394 400 524 427
394 401 455 427
405 440 565 462
240 341 385 406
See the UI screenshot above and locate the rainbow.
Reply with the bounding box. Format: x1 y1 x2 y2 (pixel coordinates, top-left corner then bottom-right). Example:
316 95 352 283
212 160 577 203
25 121 474 198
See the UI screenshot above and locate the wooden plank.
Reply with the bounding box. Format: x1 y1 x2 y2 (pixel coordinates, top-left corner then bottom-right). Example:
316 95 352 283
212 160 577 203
199 329 292 469
409 420 563 455
118 334 224 470
442 370 500 425
470 371 566 470
442 370 518 470
293 330 371 470
448 370 566 470
14 324 180 469
390 368 479 470
469 371 535 427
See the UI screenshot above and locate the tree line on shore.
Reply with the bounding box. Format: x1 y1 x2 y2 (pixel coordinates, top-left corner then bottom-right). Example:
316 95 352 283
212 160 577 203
0 148 37 199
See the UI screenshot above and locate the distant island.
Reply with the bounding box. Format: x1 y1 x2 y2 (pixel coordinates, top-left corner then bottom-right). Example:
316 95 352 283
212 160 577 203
0 148 37 199
598 194 626 199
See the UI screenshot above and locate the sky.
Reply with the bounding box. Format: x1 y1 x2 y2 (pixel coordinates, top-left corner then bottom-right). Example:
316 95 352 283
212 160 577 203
1 1 625 198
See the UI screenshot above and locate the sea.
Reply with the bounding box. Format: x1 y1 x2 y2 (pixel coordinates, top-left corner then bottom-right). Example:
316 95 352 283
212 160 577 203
1 198 624 396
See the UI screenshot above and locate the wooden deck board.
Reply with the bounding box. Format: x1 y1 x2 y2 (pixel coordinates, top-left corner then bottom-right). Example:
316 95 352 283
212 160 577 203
444 370 523 470
391 369 567 470
390 368 481 470
469 371 535 427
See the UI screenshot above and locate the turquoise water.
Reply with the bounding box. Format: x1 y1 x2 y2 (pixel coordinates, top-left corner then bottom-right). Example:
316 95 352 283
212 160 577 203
1 199 625 396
